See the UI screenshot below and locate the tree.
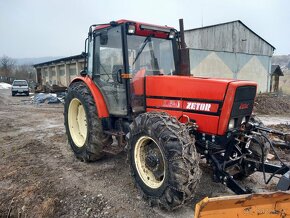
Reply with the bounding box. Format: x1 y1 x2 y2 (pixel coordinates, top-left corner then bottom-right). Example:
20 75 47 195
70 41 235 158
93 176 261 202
0 55 15 77
14 64 36 81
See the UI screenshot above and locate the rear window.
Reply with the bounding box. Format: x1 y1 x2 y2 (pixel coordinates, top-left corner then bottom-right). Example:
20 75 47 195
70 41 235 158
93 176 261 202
13 81 28 86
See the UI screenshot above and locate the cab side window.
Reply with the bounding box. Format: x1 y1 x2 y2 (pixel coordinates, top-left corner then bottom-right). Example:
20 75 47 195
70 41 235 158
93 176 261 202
93 26 127 116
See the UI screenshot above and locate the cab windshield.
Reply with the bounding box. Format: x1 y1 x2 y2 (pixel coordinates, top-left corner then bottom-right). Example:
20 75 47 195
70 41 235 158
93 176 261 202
127 35 176 113
127 35 176 76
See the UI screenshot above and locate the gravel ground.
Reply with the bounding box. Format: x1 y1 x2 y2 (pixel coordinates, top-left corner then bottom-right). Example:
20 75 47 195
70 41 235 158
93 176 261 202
0 88 289 218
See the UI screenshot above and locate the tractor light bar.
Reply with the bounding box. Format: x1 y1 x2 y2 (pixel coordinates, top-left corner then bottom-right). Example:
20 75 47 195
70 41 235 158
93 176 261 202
140 24 171 33
168 30 176 39
127 24 136 34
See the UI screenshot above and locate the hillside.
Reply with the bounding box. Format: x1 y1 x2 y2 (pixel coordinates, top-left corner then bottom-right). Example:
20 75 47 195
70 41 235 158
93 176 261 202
272 55 290 70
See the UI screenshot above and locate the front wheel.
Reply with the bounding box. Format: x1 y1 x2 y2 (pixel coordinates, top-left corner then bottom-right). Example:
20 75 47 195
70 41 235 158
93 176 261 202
64 82 112 161
127 112 201 210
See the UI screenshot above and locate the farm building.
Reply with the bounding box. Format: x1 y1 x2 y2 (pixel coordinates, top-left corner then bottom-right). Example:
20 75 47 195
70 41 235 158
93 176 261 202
184 20 275 92
34 54 84 88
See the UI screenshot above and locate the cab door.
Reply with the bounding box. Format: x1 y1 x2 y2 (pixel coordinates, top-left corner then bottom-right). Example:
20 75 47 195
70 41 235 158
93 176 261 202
92 26 128 116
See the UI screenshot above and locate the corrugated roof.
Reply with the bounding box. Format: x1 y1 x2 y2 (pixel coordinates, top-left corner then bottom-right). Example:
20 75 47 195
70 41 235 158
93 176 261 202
185 20 275 50
33 54 83 68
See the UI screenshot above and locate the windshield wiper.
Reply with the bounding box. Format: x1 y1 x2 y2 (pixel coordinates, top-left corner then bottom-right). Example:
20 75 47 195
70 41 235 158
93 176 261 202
133 35 151 65
148 38 160 72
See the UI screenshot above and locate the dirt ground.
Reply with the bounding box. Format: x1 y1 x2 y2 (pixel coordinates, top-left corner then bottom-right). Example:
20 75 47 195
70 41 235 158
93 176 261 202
0 89 289 218
254 93 290 115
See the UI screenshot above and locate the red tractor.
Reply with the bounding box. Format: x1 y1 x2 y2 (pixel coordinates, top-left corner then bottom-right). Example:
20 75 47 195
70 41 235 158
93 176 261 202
64 19 290 210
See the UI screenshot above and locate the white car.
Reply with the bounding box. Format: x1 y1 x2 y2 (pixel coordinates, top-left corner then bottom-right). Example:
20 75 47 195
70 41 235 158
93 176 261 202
11 80 29 96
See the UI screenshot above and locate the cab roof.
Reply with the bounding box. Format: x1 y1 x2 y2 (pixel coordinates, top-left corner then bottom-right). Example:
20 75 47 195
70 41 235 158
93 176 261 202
94 19 175 31
94 19 176 39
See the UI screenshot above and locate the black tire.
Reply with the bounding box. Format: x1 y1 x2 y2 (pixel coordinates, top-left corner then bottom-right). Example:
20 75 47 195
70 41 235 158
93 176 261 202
12 92 15 96
249 116 270 161
26 92 29 96
127 112 201 210
64 81 112 161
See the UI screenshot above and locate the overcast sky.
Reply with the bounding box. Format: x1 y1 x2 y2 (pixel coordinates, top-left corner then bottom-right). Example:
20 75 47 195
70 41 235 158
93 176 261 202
0 0 289 58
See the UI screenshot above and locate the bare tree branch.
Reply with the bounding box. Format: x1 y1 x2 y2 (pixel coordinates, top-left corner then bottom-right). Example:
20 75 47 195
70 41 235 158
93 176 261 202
0 55 16 77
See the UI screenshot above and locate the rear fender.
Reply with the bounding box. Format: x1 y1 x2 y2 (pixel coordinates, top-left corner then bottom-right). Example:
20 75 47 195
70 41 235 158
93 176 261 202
70 76 109 118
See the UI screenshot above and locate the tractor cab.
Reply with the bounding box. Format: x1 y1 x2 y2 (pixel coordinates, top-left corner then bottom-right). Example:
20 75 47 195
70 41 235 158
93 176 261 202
84 20 178 116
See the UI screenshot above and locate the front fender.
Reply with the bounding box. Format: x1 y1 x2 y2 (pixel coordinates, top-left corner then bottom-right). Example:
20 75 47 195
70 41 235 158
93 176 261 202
70 76 109 118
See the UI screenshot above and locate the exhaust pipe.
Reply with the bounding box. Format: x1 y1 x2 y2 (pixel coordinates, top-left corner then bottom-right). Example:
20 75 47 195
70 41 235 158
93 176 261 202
178 19 190 76
179 19 186 49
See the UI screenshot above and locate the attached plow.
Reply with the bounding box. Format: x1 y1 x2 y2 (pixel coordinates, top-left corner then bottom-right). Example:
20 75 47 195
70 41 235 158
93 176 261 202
195 192 290 218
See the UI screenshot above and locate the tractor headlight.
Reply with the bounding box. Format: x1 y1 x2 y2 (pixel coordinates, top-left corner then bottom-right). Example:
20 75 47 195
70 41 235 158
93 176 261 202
127 24 136 34
241 116 246 124
228 119 235 130
169 30 175 39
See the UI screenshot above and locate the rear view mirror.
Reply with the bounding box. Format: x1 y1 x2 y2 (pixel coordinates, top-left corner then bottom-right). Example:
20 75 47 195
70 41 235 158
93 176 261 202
80 67 88 77
100 31 108 45
82 52 88 58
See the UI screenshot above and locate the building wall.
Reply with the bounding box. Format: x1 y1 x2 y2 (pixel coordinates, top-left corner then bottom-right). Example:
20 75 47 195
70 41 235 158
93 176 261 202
44 68 49 83
59 66 66 86
50 66 57 85
189 49 271 92
185 21 274 93
37 60 84 87
69 64 77 82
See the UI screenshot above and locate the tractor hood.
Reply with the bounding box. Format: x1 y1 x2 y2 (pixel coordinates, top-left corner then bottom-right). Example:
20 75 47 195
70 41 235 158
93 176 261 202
145 75 257 136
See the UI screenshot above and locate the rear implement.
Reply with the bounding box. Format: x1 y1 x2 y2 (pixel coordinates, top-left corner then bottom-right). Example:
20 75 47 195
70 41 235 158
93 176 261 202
195 192 290 218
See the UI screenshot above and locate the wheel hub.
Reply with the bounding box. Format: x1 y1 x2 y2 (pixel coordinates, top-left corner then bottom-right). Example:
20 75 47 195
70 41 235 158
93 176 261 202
134 136 165 189
145 153 160 170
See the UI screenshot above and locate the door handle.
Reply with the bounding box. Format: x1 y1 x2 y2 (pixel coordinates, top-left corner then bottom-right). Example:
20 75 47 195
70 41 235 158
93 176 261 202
117 69 123 84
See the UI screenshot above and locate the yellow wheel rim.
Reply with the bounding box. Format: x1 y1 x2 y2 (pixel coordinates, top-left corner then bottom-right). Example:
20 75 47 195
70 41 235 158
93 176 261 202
68 98 87 147
134 136 165 189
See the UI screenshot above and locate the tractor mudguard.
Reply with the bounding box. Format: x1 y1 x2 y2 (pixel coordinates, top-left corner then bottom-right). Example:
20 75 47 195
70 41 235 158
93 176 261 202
194 191 290 218
70 76 109 118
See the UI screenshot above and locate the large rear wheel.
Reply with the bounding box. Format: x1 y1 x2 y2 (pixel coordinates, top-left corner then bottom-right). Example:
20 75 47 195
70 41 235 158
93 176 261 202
64 82 112 161
127 112 201 210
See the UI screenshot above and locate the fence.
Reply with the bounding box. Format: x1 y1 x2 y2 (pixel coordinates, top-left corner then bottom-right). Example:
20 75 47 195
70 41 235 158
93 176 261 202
0 76 15 84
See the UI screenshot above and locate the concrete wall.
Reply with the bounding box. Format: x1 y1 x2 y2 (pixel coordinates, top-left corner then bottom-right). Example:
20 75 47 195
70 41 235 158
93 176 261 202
69 64 77 82
50 66 56 85
189 49 271 92
59 66 66 86
35 60 84 87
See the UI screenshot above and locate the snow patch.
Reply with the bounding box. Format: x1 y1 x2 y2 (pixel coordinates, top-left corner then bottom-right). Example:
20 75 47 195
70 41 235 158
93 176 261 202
0 82 12 89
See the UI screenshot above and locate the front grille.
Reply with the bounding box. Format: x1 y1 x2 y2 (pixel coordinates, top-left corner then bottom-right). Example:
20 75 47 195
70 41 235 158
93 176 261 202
231 86 256 117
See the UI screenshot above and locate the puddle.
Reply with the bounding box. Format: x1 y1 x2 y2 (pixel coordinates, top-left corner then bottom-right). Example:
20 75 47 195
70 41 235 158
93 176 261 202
258 115 290 125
